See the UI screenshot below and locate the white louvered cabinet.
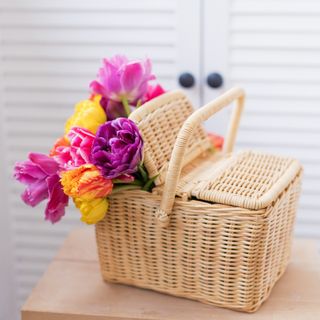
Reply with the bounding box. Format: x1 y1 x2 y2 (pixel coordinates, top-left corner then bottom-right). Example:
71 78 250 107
203 0 320 240
0 0 319 319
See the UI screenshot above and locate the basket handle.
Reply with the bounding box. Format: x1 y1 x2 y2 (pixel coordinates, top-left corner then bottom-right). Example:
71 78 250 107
155 86 245 227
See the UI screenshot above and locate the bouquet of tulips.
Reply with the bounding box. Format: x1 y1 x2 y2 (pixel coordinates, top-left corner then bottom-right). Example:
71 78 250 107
13 55 165 225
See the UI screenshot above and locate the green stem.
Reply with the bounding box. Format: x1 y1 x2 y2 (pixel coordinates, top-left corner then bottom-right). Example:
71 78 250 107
111 185 141 194
113 178 143 186
122 98 131 117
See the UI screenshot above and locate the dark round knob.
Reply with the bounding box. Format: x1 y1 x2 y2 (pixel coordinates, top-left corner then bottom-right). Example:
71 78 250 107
207 72 223 88
178 72 195 88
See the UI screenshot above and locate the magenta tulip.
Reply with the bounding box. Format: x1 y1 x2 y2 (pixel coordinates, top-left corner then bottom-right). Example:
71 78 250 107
14 153 68 223
142 84 165 103
90 55 155 104
45 174 69 223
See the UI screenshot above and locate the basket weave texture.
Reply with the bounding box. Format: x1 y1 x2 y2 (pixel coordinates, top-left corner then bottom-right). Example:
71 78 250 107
95 88 302 312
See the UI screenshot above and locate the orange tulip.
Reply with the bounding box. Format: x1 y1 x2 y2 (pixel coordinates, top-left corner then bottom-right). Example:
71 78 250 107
50 136 70 157
61 164 113 200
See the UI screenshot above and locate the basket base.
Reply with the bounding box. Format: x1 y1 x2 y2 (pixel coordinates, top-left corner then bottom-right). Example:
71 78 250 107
99 260 289 313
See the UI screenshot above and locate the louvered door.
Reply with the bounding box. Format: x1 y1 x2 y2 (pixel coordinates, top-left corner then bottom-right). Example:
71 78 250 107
204 0 320 239
0 0 201 317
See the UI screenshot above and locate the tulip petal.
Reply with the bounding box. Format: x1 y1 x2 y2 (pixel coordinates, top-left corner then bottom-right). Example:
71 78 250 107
14 160 47 184
142 84 165 103
89 81 105 96
21 180 49 207
29 153 59 175
144 58 153 77
60 164 113 200
109 55 128 67
121 62 143 93
75 197 108 225
45 174 69 223
104 60 122 96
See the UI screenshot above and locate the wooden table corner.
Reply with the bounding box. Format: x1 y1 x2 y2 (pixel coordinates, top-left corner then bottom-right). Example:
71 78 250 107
22 228 320 320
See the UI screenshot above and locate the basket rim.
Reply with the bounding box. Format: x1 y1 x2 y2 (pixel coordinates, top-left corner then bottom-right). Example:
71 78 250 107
129 89 187 123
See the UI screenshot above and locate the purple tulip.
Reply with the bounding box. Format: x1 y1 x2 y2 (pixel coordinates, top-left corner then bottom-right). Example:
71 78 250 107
90 55 155 104
14 153 68 223
91 118 143 179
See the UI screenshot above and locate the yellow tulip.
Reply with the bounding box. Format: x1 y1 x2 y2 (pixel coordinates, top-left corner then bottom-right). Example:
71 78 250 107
65 95 106 135
74 197 108 224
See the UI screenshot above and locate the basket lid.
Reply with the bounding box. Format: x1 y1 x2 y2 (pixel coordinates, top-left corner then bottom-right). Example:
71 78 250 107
174 151 302 210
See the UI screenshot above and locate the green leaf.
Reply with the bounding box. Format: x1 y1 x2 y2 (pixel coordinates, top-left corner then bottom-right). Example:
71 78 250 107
142 175 158 191
138 163 148 182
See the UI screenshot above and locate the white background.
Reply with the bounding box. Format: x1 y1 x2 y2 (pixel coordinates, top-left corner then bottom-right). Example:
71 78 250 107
0 0 319 319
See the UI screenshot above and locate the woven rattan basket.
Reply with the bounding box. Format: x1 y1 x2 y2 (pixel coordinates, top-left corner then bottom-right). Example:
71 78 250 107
95 87 302 312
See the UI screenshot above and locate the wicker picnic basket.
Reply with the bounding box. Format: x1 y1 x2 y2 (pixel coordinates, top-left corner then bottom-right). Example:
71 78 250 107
95 87 302 312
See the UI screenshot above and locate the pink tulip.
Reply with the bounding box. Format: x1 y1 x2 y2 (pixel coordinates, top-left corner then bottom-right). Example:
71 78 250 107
90 55 155 104
13 153 68 223
53 127 95 170
68 127 95 166
142 84 166 103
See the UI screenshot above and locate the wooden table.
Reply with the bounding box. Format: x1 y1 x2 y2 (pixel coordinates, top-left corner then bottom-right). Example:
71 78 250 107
22 228 320 320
